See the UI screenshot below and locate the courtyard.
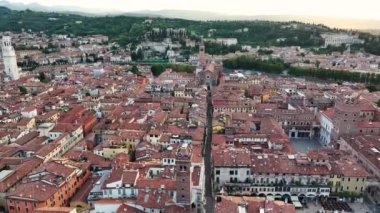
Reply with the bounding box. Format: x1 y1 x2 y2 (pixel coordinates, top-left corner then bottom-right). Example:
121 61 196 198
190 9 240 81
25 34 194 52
291 138 323 153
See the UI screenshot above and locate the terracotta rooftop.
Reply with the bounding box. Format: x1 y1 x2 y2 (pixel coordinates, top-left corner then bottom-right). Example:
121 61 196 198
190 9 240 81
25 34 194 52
322 108 335 120
356 121 380 129
331 159 369 178
0 156 43 193
215 196 295 213
13 131 39 145
192 166 201 187
340 135 380 173
213 148 251 167
35 207 77 213
116 203 145 213
136 190 173 209
122 170 139 186
213 147 331 176
7 180 58 202
136 177 176 191
70 176 100 203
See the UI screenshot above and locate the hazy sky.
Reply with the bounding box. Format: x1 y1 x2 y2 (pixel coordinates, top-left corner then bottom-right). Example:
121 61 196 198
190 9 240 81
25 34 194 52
7 0 380 20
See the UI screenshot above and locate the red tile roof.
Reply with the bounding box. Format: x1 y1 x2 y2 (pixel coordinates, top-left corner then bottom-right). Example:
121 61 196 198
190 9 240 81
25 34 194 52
0 156 43 193
67 150 111 169
213 147 331 176
135 190 173 209
70 176 100 203
35 207 77 213
215 196 295 213
122 170 139 186
331 159 369 178
192 167 201 187
340 135 380 173
104 169 123 186
7 180 58 202
116 203 145 213
136 178 176 191
322 108 335 120
213 148 251 167
356 121 380 129
13 131 39 145
32 161 76 178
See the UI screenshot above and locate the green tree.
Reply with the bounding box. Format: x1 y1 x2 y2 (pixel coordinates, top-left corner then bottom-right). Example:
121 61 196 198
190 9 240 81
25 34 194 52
38 72 49 83
223 55 288 73
18 86 28 95
151 64 196 77
129 150 136 162
130 65 141 75
151 64 166 76
315 60 320 69
366 85 379 92
258 49 274 55
288 66 380 84
132 48 144 61
111 45 119 54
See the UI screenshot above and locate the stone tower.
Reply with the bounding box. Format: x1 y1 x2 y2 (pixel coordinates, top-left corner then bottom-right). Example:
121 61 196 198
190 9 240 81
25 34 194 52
198 39 206 68
175 143 192 206
1 36 20 80
196 39 206 84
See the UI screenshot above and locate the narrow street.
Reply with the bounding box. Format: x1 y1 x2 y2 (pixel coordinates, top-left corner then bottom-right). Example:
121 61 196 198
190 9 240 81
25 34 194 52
204 86 214 213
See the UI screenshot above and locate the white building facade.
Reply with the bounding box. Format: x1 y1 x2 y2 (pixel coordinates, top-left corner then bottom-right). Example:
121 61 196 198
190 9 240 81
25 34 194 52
321 34 364 47
319 111 334 146
216 38 238 46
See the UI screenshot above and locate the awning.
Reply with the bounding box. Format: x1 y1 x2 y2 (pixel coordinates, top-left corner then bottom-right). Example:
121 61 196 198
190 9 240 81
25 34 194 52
293 201 303 208
291 196 303 208
291 196 299 201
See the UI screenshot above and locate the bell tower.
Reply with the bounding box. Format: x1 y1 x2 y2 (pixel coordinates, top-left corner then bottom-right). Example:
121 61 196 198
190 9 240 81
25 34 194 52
175 143 192 206
199 39 206 67
1 36 20 80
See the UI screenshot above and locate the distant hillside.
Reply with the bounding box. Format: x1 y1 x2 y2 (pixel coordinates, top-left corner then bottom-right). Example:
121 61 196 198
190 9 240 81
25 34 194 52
0 0 109 16
1 0 380 30
127 10 380 30
0 6 329 47
1 5 380 55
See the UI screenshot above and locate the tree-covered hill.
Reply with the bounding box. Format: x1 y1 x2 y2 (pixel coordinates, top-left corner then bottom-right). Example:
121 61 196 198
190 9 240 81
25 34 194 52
0 7 326 46
1 6 380 55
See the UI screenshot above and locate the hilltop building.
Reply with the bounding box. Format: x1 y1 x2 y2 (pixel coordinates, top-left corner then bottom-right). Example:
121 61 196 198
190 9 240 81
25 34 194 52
321 33 364 47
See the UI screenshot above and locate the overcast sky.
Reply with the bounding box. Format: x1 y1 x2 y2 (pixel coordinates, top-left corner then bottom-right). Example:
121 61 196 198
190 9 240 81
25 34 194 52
7 0 380 20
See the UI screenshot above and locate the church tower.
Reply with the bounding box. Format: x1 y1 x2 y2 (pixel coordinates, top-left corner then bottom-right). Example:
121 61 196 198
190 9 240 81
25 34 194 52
175 143 192 206
1 36 20 80
196 39 206 82
198 39 206 67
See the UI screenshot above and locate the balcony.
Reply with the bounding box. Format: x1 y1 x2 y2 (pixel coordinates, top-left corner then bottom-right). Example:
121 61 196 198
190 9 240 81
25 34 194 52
224 182 251 187
221 180 330 195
